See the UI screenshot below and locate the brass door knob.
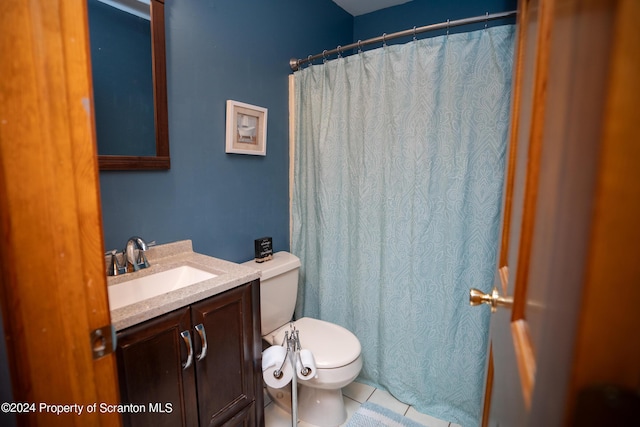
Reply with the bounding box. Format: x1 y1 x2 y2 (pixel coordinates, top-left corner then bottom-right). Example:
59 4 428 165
469 287 513 313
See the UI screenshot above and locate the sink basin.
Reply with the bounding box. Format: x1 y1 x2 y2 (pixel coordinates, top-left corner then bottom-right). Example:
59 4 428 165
108 265 217 310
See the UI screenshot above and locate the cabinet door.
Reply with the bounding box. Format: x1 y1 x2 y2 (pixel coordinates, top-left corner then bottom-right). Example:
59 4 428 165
116 307 198 427
191 283 256 426
220 402 255 427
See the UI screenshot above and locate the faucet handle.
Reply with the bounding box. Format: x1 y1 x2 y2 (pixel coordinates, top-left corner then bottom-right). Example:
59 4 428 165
106 249 125 276
137 251 150 269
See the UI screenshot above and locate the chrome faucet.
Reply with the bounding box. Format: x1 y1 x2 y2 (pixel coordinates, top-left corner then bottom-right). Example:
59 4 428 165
124 236 152 272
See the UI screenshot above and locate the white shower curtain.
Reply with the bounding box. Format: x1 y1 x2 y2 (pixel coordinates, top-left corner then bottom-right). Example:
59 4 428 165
292 26 515 426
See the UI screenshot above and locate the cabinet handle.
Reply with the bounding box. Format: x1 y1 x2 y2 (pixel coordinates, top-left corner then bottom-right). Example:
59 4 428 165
194 323 208 361
180 330 193 369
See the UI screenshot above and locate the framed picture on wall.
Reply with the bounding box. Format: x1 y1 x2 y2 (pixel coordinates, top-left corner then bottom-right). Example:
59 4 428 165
225 100 268 156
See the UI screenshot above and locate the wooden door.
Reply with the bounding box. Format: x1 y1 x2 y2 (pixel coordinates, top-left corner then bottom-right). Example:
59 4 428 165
0 0 121 425
479 0 640 426
191 282 259 427
116 307 198 427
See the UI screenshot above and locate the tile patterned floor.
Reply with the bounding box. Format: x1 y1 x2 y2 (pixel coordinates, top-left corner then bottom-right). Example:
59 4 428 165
264 381 462 427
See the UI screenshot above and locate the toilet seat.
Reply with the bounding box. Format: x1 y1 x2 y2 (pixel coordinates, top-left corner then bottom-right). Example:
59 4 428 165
265 317 361 369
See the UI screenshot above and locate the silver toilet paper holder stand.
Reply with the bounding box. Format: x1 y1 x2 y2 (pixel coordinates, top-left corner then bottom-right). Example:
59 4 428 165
271 324 314 426
273 325 312 379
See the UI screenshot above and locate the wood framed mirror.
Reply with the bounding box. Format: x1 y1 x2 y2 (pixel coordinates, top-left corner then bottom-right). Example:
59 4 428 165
89 0 170 170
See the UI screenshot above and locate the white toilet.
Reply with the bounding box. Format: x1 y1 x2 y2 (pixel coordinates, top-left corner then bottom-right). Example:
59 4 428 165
243 251 362 427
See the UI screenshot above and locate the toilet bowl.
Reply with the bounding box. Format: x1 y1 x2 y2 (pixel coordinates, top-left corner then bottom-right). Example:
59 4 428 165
243 252 362 427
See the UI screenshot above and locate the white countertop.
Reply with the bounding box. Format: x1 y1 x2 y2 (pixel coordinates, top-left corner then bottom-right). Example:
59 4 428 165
108 240 260 331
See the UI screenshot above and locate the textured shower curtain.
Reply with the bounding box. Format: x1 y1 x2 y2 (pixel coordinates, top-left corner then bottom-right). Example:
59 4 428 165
292 26 515 427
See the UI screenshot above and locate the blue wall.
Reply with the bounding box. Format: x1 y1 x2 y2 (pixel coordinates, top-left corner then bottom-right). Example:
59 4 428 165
99 0 352 262
98 0 516 264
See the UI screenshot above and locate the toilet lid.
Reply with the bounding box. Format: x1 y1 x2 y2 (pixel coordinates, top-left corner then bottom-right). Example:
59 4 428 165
268 317 361 369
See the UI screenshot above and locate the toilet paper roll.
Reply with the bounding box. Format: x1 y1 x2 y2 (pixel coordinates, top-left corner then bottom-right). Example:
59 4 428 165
262 345 293 389
296 349 317 381
263 362 293 389
262 345 286 371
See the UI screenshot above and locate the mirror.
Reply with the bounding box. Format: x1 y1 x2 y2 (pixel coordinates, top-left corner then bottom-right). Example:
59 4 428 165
88 0 170 170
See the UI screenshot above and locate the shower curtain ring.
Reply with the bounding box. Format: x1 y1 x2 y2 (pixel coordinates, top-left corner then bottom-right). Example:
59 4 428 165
307 55 312 67
337 45 342 58
413 26 417 41
446 19 450 36
485 12 489 29
357 40 362 53
322 49 328 63
382 33 387 47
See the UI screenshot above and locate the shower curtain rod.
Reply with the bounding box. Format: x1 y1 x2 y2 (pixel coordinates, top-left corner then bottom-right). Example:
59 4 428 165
289 10 517 71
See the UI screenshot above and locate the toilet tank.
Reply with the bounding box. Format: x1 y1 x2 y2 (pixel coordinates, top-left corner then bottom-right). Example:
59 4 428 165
242 251 301 336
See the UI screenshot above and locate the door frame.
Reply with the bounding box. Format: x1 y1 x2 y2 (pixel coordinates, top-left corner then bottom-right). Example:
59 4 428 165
0 1 121 425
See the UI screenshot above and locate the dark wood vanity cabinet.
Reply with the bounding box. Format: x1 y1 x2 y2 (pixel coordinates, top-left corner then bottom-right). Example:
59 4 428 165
115 280 263 427
116 306 198 426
